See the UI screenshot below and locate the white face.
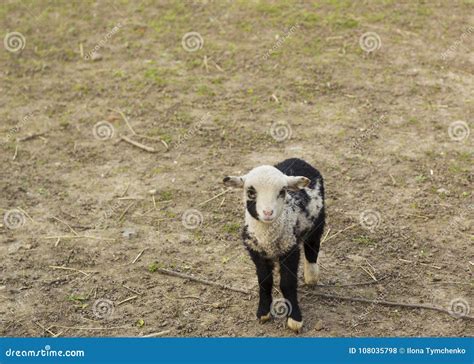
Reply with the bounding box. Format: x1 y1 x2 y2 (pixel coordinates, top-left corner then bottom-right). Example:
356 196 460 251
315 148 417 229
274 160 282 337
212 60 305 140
223 165 310 224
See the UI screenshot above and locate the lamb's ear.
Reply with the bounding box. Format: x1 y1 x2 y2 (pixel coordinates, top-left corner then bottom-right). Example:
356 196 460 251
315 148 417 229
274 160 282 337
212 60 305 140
286 176 310 191
223 175 246 188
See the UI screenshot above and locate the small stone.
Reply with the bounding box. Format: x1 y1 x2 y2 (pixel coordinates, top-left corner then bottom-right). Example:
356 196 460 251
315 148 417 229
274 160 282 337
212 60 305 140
122 228 137 239
314 320 324 331
437 188 450 195
91 52 103 61
178 234 191 244
432 276 442 282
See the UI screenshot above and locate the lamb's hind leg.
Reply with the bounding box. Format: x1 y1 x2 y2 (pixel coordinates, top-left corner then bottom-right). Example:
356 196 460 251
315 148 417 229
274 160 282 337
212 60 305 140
249 249 274 323
303 217 324 285
279 246 303 333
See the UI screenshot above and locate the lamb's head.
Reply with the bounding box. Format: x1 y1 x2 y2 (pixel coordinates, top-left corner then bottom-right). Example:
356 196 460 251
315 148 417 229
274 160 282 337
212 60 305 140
223 165 310 224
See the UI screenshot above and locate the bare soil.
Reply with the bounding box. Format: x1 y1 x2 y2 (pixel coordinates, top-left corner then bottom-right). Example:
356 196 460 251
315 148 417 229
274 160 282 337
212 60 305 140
0 0 473 337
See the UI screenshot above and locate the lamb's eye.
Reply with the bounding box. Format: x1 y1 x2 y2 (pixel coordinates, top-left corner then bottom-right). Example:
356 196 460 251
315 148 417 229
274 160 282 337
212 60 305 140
247 187 256 200
278 188 286 198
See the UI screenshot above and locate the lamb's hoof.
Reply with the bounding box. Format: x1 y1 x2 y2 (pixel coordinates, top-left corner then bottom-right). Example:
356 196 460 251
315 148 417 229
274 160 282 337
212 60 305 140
287 318 303 333
259 313 272 324
304 259 320 285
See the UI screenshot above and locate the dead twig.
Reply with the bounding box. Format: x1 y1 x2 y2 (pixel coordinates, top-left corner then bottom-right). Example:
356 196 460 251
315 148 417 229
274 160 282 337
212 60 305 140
18 132 47 142
135 134 169 151
17 207 34 223
12 144 18 160
34 321 61 337
131 248 146 264
305 291 474 321
155 267 251 295
118 201 136 222
117 295 138 306
43 235 115 241
322 224 357 244
122 285 143 295
198 189 231 206
49 265 96 277
315 275 388 287
109 108 136 135
51 216 79 236
52 325 130 330
120 134 156 153
142 330 171 337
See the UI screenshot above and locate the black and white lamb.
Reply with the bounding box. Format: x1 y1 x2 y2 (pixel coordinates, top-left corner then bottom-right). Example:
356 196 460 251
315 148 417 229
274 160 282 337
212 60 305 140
223 158 325 333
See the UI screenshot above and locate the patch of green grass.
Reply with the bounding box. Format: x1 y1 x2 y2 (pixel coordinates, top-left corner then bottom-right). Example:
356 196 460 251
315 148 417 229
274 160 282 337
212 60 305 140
148 262 159 272
449 164 466 173
211 77 225 85
457 152 472 162
353 235 376 245
160 134 173 144
159 191 173 201
223 222 240 234
68 294 87 302
196 85 215 97
415 174 427 183
113 69 126 78
144 67 173 86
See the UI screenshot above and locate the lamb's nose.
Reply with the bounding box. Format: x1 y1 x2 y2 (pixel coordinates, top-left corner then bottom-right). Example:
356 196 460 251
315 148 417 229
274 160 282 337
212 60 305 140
263 210 273 217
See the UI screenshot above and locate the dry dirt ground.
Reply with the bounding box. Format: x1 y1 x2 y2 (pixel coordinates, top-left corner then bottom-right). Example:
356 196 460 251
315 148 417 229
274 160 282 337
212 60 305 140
1 0 473 337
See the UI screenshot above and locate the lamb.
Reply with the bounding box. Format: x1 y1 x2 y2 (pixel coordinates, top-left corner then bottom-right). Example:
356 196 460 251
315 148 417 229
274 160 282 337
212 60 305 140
223 158 325 333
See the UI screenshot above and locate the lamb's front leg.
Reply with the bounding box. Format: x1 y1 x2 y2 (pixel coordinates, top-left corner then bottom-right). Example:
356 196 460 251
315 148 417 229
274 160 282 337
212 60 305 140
279 246 303 333
249 249 274 323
